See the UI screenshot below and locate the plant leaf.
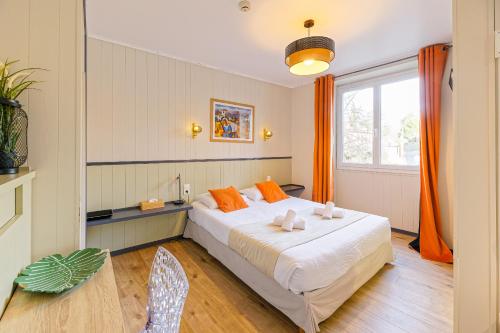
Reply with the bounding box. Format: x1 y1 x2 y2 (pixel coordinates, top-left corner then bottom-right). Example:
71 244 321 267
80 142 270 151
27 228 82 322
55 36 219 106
14 248 107 293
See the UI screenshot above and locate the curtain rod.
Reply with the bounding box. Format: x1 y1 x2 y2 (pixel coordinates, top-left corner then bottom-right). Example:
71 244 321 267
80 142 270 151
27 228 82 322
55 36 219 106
334 43 453 80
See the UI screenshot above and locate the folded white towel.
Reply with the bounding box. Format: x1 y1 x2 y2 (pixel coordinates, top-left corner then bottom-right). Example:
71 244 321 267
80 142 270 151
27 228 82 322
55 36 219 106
273 210 307 231
294 217 307 230
281 209 296 232
331 207 345 218
313 202 344 219
273 215 285 226
322 202 335 219
313 207 324 215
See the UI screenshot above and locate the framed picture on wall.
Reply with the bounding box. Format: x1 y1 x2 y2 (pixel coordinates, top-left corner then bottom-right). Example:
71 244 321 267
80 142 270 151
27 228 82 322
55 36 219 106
210 98 255 143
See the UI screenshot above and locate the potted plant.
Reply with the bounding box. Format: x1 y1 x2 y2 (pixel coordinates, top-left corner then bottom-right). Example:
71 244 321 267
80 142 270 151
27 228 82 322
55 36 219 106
0 60 40 174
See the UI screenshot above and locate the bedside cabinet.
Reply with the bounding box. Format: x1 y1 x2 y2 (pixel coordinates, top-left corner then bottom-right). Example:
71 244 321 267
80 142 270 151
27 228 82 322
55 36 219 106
280 184 305 198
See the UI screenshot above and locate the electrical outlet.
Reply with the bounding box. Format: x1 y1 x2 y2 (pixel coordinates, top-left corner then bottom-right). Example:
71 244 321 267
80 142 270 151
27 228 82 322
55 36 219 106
183 184 191 196
266 175 271 181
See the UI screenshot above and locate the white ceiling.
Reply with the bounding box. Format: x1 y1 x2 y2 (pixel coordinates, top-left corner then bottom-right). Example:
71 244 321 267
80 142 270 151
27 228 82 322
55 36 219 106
86 0 452 88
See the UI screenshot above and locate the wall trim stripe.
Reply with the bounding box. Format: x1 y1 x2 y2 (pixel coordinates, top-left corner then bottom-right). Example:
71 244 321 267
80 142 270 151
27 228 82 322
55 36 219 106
87 156 292 166
391 227 418 237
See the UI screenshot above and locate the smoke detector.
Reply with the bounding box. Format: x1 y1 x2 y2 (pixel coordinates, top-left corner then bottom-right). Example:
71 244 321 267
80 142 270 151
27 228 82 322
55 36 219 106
239 0 251 12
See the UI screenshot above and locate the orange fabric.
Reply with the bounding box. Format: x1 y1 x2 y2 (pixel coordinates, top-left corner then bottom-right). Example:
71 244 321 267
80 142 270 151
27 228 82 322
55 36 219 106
418 44 453 263
208 186 248 213
255 181 289 203
312 74 335 204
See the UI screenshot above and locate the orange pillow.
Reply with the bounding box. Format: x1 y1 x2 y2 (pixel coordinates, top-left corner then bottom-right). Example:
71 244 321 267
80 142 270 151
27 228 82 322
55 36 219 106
255 181 288 203
208 186 248 213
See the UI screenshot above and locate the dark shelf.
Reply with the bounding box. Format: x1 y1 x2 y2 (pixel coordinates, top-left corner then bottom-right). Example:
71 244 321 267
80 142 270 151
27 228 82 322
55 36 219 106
280 184 305 198
87 202 193 227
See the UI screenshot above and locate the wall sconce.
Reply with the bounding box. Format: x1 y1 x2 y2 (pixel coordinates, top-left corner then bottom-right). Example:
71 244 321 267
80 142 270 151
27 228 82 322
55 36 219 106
192 123 202 138
263 128 273 141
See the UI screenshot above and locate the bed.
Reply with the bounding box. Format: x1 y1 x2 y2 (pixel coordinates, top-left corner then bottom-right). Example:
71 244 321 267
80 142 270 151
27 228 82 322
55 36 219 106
184 196 393 332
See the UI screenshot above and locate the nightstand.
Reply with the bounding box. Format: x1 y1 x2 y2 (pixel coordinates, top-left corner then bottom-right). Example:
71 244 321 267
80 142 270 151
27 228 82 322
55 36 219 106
280 184 305 198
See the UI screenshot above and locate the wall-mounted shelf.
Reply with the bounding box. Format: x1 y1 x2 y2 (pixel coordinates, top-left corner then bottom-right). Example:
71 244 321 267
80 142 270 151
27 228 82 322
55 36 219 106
86 202 193 227
280 184 305 198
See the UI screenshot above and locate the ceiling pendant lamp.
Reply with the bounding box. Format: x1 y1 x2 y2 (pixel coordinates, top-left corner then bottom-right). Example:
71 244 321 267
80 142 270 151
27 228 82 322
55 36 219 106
285 19 335 76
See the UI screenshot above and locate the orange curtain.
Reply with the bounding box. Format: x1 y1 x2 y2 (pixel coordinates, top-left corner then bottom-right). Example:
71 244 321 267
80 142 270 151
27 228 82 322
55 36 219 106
312 74 334 203
417 44 453 263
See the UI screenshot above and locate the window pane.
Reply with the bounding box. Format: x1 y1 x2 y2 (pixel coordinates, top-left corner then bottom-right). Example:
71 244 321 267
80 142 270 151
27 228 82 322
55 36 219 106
381 78 420 166
342 88 374 164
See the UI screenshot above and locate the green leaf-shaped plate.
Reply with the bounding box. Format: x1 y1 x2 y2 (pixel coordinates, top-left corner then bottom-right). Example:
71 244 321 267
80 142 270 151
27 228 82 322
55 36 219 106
14 248 107 293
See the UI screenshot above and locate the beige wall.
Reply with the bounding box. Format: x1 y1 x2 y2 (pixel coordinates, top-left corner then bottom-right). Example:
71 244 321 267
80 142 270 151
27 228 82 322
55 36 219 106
0 0 84 260
453 0 497 330
290 59 454 238
86 38 292 162
291 84 315 199
86 38 293 251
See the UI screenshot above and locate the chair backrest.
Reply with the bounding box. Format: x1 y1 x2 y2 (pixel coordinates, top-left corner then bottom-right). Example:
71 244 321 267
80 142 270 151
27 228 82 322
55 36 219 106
143 246 189 333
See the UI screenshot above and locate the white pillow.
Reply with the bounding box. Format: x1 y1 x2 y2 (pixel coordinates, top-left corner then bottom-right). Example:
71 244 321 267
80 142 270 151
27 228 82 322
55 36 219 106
195 193 218 209
240 186 263 201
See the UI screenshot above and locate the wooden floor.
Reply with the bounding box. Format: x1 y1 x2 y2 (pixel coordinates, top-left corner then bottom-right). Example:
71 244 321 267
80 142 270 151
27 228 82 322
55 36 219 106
112 232 453 333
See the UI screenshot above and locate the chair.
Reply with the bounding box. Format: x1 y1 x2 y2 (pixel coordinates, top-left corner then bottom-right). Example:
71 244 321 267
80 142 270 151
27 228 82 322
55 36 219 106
142 246 189 333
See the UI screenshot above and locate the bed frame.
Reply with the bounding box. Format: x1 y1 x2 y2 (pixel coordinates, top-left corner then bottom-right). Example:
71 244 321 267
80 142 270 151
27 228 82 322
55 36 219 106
184 219 393 333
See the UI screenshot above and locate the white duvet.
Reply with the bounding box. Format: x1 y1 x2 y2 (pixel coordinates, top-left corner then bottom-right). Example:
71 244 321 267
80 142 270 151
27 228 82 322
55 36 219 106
187 197 393 294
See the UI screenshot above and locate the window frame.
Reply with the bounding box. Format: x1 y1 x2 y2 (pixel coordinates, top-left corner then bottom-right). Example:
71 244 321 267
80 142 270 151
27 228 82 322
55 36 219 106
335 69 420 173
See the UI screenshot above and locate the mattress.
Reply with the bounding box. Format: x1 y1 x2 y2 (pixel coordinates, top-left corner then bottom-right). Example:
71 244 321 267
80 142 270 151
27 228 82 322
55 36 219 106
188 197 393 294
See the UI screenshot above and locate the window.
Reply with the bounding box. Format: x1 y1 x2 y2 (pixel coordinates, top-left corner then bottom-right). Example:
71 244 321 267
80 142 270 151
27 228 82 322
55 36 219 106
337 71 420 171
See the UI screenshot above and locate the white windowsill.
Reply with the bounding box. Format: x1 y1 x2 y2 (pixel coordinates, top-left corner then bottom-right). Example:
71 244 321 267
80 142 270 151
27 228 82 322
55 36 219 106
335 165 419 176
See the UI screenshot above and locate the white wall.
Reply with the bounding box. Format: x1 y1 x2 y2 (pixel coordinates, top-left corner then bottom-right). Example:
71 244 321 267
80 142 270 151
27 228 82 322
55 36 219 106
291 59 454 238
87 38 292 163
0 0 84 260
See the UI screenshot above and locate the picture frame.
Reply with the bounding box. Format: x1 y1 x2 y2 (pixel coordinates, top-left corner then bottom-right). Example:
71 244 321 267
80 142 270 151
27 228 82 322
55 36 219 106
210 98 255 143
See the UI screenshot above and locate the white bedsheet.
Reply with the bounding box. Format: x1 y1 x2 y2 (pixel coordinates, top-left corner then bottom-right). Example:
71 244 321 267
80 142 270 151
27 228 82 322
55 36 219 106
188 197 393 294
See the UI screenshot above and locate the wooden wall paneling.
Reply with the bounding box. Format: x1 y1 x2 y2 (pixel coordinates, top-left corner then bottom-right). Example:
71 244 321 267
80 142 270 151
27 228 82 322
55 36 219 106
125 165 137 207
1 0 83 259
158 163 170 202
147 164 159 201
165 163 177 201
184 162 195 201
123 219 137 249
86 225 101 248
206 162 222 191
147 53 159 160
86 159 292 252
28 0 61 259
101 166 113 209
175 61 187 160
158 57 170 160
135 50 148 161
112 221 125 252
112 44 127 162
125 47 137 161
87 38 292 162
112 165 126 209
101 42 114 160
194 162 207 196
86 38 102 162
335 169 419 232
135 164 148 205
87 166 102 212
190 65 210 159
401 175 419 233
167 58 177 160
185 63 192 160
100 223 113 251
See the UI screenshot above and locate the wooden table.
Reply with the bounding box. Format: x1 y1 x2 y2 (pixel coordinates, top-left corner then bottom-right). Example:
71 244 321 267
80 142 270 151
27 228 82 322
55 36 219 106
0 251 125 333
